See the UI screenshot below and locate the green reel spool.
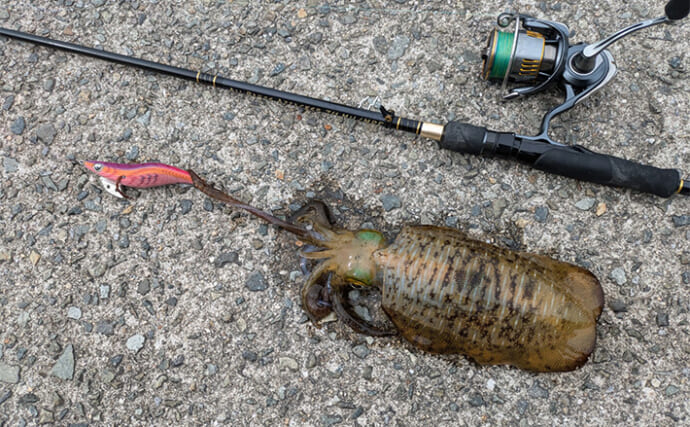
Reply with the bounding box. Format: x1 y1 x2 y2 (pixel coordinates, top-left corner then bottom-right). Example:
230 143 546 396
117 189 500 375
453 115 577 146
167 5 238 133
483 29 515 80
482 26 557 84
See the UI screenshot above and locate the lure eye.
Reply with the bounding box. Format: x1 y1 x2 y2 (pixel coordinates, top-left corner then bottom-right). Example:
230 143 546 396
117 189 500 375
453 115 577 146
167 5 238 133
93 163 103 171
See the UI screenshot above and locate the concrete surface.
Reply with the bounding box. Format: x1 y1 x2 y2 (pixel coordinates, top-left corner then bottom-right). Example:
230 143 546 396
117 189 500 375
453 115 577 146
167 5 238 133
0 1 689 425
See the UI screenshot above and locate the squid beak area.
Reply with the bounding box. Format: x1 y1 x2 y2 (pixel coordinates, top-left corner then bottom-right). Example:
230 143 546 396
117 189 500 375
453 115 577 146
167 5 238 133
303 281 333 321
331 283 397 337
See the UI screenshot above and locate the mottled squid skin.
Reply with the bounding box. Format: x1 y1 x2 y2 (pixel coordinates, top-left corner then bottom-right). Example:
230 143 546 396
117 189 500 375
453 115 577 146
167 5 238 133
374 226 603 372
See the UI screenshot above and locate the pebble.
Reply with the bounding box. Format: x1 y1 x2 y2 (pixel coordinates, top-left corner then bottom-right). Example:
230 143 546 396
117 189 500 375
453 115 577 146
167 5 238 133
609 299 627 313
387 35 410 60
36 123 56 144
137 281 150 295
245 271 268 292
3 156 19 173
206 364 218 376
517 399 529 415
671 215 690 227
656 312 669 327
96 321 115 336
38 410 55 424
278 357 298 371
321 414 343 426
10 117 25 135
180 199 193 214
118 234 130 249
596 202 607 216
136 110 151 126
126 145 139 161
492 198 508 218
665 385 680 396
668 56 682 69
0 362 20 384
372 36 387 55
242 351 258 362
153 374 167 389
380 193 401 211
534 206 548 223
43 78 55 92
269 63 286 76
30 250 41 266
2 95 14 110
18 392 38 405
171 354 185 367
126 334 145 352
50 344 75 380
574 197 596 210
468 393 484 407
352 344 370 359
110 354 123 367
610 267 627 285
214 251 239 268
528 381 549 399
67 307 82 320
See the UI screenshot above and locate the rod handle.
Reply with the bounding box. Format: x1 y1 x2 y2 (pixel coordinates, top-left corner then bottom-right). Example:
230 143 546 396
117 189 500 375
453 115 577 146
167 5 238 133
438 121 487 154
439 121 684 197
533 146 683 198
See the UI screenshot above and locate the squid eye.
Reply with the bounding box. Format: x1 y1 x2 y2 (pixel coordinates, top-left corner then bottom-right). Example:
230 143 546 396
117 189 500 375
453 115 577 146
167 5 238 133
94 163 103 171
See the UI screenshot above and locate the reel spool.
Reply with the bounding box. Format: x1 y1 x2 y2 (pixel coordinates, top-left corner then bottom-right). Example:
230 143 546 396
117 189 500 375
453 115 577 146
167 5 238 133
481 13 569 100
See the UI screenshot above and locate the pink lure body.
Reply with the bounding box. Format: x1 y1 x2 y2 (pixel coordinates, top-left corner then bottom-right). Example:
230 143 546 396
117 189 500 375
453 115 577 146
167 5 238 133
84 161 193 188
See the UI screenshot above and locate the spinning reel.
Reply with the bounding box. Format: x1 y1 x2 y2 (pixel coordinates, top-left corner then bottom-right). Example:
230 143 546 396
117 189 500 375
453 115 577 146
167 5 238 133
481 0 690 146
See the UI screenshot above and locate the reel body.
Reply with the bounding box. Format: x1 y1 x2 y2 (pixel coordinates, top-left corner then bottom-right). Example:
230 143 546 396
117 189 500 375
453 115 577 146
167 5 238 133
481 1 689 143
480 13 617 146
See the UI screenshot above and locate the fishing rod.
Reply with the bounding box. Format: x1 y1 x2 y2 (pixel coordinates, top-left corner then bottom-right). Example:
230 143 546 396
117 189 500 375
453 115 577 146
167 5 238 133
1 0 689 197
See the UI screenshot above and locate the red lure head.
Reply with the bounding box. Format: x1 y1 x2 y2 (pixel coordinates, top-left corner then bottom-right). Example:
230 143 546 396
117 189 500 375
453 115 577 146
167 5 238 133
83 160 122 181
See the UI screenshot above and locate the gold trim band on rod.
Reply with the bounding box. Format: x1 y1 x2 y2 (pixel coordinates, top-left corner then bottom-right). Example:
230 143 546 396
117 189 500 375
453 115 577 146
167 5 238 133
420 122 444 141
196 71 200 83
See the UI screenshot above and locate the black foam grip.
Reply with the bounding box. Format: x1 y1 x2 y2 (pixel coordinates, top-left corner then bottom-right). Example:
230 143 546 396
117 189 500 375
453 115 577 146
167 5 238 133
534 146 682 197
439 121 488 154
666 0 690 20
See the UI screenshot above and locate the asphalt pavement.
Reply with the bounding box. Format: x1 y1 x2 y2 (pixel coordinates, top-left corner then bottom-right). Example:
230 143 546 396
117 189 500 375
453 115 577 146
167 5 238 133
0 1 688 425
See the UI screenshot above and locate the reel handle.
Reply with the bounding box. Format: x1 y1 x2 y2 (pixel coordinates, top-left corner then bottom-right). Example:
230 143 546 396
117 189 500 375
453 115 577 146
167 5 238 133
666 0 690 20
439 121 685 198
